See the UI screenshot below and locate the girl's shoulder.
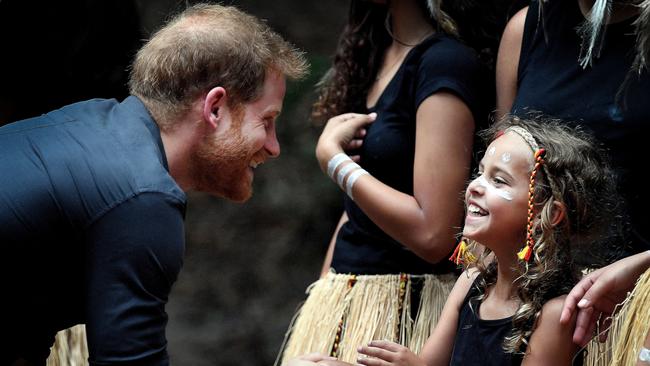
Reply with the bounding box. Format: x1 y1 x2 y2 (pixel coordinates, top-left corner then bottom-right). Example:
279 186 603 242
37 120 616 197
523 295 579 365
448 268 482 309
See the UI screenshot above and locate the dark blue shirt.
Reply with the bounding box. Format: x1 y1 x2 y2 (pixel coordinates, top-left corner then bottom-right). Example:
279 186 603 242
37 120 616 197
332 35 490 275
0 96 186 365
512 0 650 253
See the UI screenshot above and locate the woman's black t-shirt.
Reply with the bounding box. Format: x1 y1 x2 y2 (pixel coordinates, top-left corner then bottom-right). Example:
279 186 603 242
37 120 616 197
512 0 650 254
332 34 490 275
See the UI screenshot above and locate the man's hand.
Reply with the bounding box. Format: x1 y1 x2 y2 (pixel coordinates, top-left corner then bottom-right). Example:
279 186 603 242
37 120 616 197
560 251 650 346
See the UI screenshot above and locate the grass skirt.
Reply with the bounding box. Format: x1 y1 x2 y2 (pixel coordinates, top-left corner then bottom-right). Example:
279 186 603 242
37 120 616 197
583 268 650 366
276 272 456 365
46 324 88 366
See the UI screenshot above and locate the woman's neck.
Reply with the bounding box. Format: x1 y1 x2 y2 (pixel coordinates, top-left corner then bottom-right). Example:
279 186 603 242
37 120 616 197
388 0 435 46
577 0 640 24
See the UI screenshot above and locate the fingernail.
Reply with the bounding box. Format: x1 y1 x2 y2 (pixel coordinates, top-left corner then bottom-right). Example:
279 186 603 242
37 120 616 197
368 112 377 119
578 299 589 308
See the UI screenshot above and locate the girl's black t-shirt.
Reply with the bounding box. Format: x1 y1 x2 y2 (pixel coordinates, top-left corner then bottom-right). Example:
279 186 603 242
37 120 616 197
449 278 522 366
332 34 490 275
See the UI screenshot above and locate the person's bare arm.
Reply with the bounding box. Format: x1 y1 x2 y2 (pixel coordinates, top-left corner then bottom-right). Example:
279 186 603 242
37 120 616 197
522 296 579 366
495 6 528 119
316 92 474 263
418 270 477 365
560 251 650 346
354 270 477 366
320 212 348 278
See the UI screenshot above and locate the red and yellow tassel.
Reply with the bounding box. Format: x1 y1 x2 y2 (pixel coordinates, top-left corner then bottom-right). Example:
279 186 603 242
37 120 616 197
449 240 476 265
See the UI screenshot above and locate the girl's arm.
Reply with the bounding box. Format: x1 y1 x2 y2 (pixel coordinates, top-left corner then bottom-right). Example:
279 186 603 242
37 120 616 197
316 92 475 263
356 270 478 366
419 270 477 365
320 212 348 278
495 6 528 119
522 296 579 366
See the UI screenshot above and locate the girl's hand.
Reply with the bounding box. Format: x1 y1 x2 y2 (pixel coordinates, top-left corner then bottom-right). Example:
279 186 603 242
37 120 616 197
284 353 338 366
316 112 376 172
357 340 426 366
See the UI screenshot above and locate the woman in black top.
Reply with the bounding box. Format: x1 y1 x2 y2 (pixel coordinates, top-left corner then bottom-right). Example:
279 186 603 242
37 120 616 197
278 0 503 364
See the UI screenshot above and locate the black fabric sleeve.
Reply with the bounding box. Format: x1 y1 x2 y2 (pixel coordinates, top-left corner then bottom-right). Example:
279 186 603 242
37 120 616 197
83 192 185 366
415 40 483 119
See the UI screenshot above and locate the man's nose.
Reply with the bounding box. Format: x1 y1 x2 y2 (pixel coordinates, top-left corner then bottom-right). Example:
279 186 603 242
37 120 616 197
265 127 280 158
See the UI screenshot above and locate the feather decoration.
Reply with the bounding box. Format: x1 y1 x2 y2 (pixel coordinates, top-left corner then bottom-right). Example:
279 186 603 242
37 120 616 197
578 0 611 68
426 0 459 37
632 0 650 73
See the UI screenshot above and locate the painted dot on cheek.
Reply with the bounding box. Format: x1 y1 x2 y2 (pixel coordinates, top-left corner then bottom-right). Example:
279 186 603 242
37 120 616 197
501 152 511 163
488 147 496 156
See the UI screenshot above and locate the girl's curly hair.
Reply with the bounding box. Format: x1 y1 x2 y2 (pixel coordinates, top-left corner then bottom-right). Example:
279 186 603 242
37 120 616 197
464 113 626 354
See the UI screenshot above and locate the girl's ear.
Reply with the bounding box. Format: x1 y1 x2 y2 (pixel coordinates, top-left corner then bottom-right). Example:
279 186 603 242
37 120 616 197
550 201 566 227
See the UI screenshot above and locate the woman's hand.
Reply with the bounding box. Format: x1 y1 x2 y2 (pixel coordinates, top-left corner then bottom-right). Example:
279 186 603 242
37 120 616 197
560 251 650 346
315 112 376 172
357 340 427 366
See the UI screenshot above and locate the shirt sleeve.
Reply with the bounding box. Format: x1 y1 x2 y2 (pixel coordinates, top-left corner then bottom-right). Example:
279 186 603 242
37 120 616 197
83 192 185 366
414 39 485 120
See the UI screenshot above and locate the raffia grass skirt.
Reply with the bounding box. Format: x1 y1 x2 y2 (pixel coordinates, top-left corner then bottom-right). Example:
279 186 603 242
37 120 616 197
46 324 88 366
276 272 456 365
583 268 650 366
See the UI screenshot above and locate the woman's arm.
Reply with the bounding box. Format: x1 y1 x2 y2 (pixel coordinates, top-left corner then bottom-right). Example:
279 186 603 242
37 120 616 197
320 212 349 278
522 296 579 366
317 92 475 263
495 6 528 119
561 251 650 345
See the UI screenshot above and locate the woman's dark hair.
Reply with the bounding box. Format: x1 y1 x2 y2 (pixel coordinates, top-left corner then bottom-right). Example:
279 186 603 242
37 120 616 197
311 0 519 123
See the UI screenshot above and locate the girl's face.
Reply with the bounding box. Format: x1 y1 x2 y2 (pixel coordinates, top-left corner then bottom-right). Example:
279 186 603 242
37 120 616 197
463 132 535 251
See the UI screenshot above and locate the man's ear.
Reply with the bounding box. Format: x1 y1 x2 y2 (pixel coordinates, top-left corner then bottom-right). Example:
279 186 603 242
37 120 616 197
202 86 227 130
550 201 566 227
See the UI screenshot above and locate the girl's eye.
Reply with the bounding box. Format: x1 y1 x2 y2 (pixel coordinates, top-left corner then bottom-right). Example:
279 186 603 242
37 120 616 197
492 177 507 185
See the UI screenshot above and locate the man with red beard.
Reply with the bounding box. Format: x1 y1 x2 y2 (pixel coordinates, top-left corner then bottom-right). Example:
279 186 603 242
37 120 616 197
0 4 306 365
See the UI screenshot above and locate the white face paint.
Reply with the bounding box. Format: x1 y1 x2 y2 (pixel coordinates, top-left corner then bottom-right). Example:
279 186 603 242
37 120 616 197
501 152 511 163
476 175 513 201
488 146 496 156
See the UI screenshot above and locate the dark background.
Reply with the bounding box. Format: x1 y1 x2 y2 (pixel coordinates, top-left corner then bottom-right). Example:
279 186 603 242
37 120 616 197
0 1 347 365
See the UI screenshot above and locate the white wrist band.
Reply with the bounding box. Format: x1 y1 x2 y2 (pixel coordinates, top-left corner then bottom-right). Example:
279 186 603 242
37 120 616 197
345 168 369 200
640 347 650 363
327 153 351 180
336 162 360 187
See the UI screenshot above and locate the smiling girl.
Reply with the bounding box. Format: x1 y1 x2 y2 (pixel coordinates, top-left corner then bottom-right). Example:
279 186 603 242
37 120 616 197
345 115 624 366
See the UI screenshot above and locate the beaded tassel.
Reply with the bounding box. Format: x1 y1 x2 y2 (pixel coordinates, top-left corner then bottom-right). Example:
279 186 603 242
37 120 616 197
517 149 546 262
449 240 476 265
